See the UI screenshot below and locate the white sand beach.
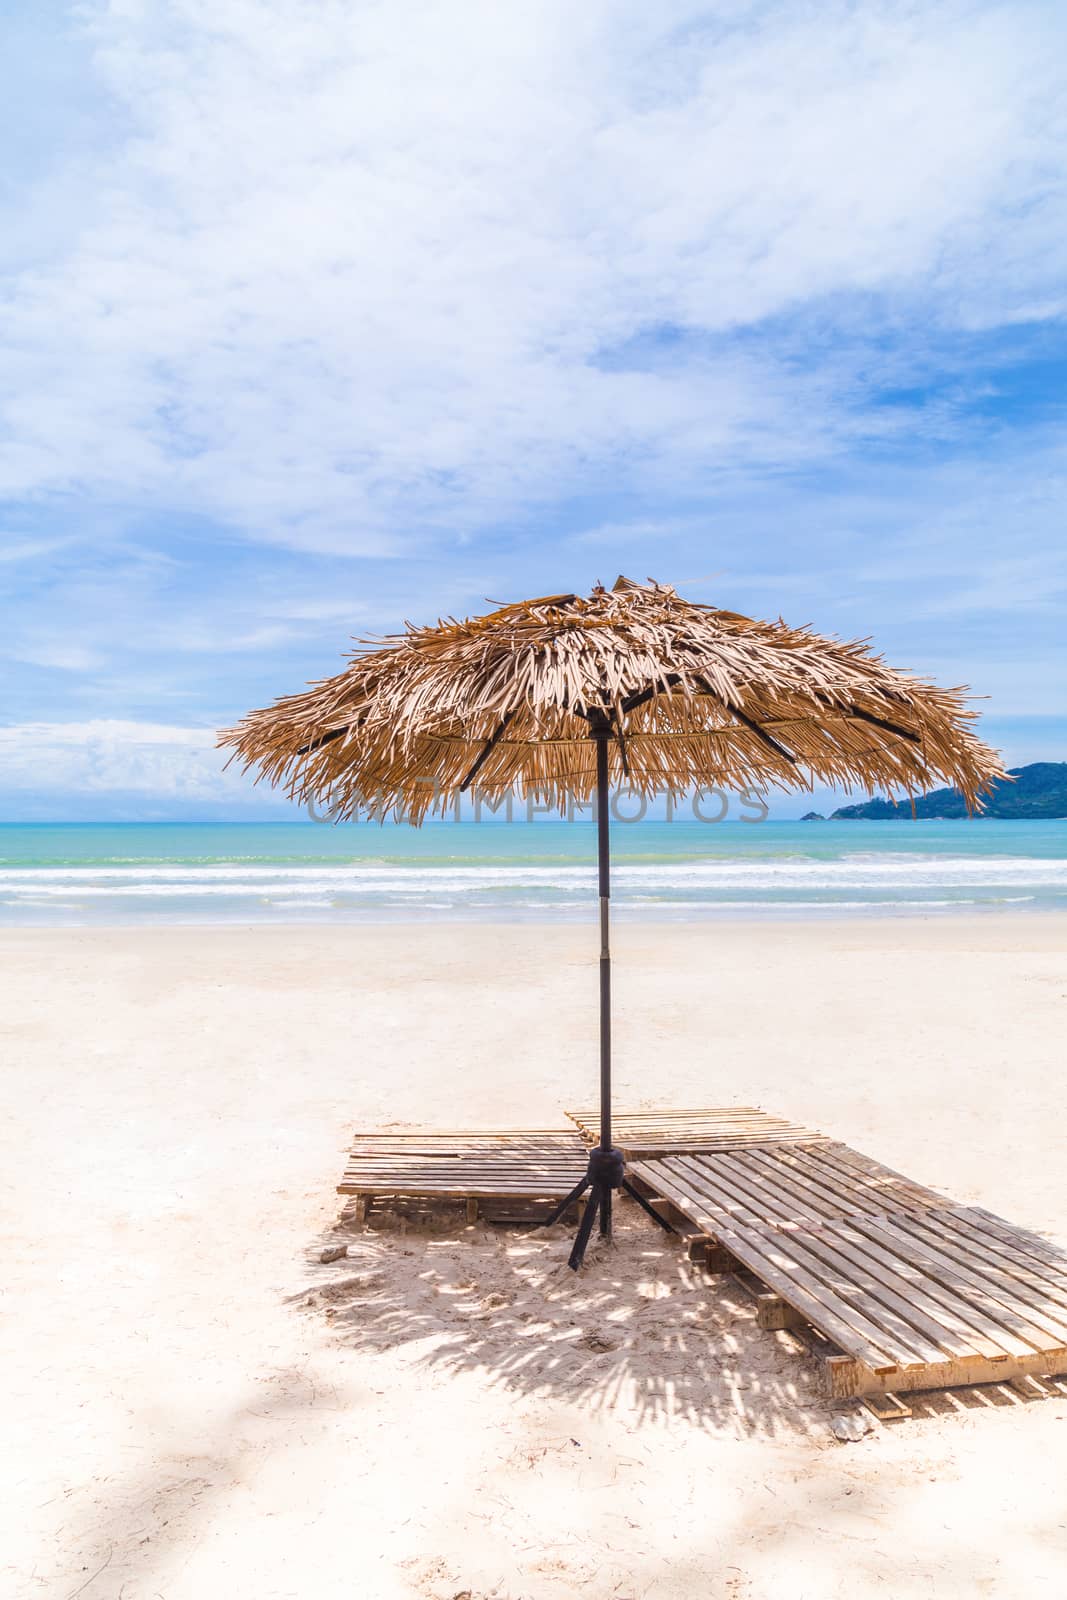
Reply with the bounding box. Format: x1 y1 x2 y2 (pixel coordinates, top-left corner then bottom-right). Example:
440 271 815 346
4 916 1067 1599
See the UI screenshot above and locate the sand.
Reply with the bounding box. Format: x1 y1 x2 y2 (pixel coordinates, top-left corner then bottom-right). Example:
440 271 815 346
3 915 1067 1599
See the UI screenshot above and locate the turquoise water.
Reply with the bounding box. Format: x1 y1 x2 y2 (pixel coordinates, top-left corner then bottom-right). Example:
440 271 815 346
1 818 1066 924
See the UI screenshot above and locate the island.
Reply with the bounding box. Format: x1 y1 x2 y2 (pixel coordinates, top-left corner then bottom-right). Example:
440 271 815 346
829 761 1067 820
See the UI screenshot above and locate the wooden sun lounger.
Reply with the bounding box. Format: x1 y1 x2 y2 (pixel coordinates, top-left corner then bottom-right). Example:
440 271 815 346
629 1138 1067 1397
337 1129 589 1223
566 1105 826 1157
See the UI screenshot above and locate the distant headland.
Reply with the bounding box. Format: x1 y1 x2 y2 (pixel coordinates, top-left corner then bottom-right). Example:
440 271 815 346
812 762 1067 820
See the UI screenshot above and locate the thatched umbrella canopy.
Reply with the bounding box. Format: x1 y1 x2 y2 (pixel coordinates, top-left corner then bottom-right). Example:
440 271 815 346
220 576 1003 818
220 576 1003 1269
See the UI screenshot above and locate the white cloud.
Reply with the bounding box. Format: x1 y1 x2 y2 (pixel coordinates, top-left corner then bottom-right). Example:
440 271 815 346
0 719 264 801
6 641 103 673
0 0 1063 551
0 536 77 564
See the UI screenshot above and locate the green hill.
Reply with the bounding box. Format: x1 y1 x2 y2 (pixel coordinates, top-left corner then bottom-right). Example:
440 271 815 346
829 762 1067 820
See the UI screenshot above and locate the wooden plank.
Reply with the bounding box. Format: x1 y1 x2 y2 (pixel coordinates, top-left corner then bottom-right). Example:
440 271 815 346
773 1142 947 1218
967 1207 1067 1273
669 1148 868 1231
340 1163 585 1176
910 1212 1067 1322
733 1224 948 1366
619 1136 824 1159
627 1159 731 1238
340 1160 583 1171
712 1225 906 1374
839 1216 1047 1362
338 1124 588 1206
345 1134 586 1144
635 1142 943 1235
630 1167 743 1268
349 1127 577 1138
738 1145 885 1222
344 1160 584 1171
935 1207 1067 1280
825 1344 1067 1400
573 1106 782 1123
631 1151 845 1236
721 1149 860 1228
565 1105 826 1155
726 1150 858 1227
346 1144 577 1156
340 1185 583 1196
790 1222 998 1363
863 1213 1067 1355
816 1220 1013 1363
597 1121 816 1134
927 1211 1067 1311
860 1391 912 1421
788 1142 945 1215
343 1152 582 1161
808 1143 949 1213
342 1140 586 1151
627 1156 740 1225
624 1117 801 1126
661 1154 770 1230
340 1162 585 1176
861 1214 1067 1357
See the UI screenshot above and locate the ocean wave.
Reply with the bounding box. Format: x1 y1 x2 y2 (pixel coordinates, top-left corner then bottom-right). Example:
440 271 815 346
0 832 1065 930
1 854 1066 894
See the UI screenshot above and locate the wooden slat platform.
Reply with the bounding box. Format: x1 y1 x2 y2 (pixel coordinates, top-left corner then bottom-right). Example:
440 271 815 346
338 1129 588 1222
566 1105 826 1157
629 1141 949 1232
630 1143 1067 1397
344 1129 580 1154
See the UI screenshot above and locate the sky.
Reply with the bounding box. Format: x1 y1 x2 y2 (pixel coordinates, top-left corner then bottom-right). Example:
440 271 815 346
1 0 1065 820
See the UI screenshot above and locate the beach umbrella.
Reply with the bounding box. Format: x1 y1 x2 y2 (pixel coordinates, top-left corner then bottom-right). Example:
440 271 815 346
220 577 1004 1268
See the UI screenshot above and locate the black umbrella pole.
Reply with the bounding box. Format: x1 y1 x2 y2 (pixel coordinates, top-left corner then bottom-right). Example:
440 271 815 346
596 731 612 1235
556 729 626 1269
542 728 675 1265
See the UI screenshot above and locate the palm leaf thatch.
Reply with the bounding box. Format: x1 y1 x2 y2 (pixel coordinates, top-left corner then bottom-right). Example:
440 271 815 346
219 577 1005 820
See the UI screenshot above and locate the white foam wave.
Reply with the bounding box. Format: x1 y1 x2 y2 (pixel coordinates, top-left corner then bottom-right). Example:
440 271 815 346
0 854 1065 900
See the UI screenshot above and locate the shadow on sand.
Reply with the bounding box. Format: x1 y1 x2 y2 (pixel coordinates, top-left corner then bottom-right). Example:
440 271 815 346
293 1196 836 1442
294 1195 1067 1444
53 1201 1066 1600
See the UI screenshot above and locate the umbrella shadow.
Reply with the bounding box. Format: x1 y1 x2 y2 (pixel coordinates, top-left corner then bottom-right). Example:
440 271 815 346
291 1197 833 1441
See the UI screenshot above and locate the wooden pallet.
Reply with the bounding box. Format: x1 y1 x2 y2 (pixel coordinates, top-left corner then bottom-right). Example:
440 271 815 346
566 1105 826 1157
628 1141 948 1232
630 1147 1067 1397
337 1129 588 1223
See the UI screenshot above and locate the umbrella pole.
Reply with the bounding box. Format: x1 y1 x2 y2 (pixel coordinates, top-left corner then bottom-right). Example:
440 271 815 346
596 727 612 1236
542 720 674 1266
559 725 625 1268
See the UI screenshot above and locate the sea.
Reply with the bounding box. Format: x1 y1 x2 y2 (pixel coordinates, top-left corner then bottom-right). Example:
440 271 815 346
1 818 1066 925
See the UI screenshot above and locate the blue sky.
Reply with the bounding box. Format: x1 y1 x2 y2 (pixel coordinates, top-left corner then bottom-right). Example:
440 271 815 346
1 0 1065 820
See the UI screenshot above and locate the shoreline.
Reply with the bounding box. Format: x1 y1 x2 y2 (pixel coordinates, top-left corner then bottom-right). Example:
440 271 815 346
5 902 1067 931
3 897 1066 930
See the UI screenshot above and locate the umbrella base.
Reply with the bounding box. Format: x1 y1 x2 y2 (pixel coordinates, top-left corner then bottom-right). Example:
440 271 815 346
542 1146 674 1270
